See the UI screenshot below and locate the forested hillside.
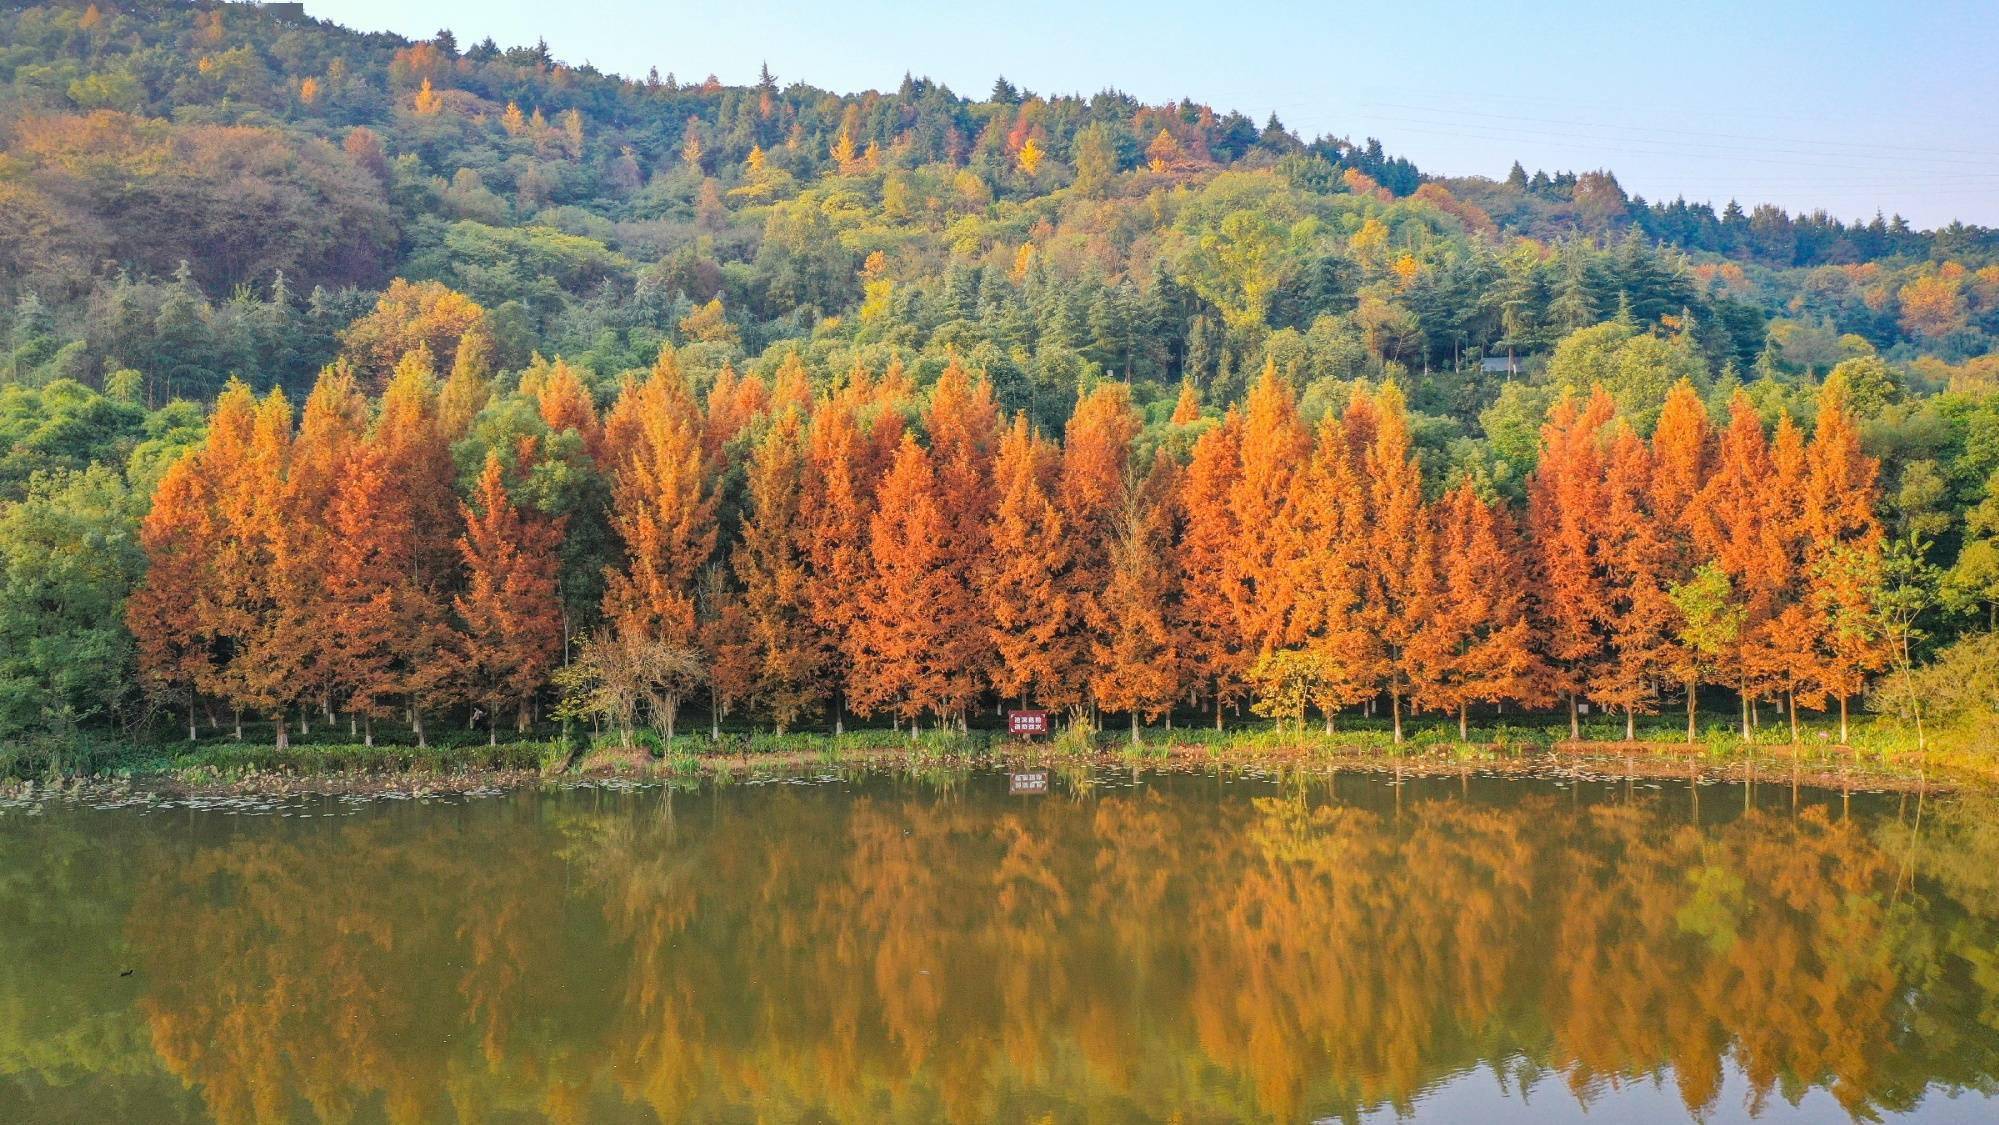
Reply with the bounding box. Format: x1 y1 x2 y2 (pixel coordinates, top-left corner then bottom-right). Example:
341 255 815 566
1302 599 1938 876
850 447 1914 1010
2 0 1998 756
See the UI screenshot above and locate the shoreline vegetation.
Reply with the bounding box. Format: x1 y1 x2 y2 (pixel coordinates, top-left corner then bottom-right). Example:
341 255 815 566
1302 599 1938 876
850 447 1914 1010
2 711 1971 800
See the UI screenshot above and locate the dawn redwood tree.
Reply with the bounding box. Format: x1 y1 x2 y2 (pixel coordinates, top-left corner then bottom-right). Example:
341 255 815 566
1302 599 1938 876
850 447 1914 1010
1062 382 1142 705
1800 370 1888 741
983 414 1080 711
1353 384 1440 743
437 339 493 442
180 382 260 738
128 452 215 740
1090 455 1182 743
1752 410 1820 742
1646 378 1712 727
803 374 885 732
1591 424 1680 738
602 362 716 650
732 407 824 731
530 357 601 460
1414 478 1547 739
698 561 756 737
226 387 298 746
454 450 566 741
852 433 965 730
1174 412 1248 727
1692 391 1777 739
701 362 770 465
368 352 460 746
1225 361 1311 661
921 359 1001 708
280 361 370 727
1289 411 1372 730
323 438 409 745
1528 387 1616 739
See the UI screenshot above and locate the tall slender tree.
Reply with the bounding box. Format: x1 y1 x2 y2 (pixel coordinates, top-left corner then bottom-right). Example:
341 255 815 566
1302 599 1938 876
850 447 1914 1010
1528 387 1616 739
1591 425 1679 737
603 363 716 650
732 408 824 731
983 415 1079 711
852 434 966 729
1091 454 1182 742
1175 412 1247 726
1414 478 1547 738
454 450 566 741
128 453 215 740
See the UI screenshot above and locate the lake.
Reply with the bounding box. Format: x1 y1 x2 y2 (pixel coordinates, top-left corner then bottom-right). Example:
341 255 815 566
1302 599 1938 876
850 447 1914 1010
3 767 1997 1122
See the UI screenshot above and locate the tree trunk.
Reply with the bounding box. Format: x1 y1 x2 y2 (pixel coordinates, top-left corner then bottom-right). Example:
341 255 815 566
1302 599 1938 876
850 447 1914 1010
233 708 243 741
1739 676 1751 741
187 691 198 743
1839 696 1849 745
1626 705 1635 742
1391 689 1403 744
413 708 427 749
1787 691 1799 744
274 715 288 751
1686 679 1697 744
1567 694 1579 741
489 696 499 747
1459 704 1469 742
1131 711 1140 746
1214 693 1223 731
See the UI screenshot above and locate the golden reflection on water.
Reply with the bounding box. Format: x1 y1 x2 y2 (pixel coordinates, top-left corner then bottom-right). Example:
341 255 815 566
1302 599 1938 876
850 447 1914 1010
3 772 1997 1123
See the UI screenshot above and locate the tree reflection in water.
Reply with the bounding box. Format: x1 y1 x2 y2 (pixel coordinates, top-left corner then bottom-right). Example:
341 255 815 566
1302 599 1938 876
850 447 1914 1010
2 775 1997 1123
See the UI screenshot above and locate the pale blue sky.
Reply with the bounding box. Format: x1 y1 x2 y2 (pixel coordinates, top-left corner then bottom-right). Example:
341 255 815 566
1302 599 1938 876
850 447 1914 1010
309 0 1999 228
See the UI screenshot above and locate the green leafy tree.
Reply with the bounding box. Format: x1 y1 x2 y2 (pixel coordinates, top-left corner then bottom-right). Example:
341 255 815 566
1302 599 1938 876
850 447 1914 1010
0 466 141 741
1668 562 1744 743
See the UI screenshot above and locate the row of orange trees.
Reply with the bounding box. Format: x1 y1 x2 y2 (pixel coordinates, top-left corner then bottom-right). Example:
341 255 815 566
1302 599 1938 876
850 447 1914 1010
125 347 1887 746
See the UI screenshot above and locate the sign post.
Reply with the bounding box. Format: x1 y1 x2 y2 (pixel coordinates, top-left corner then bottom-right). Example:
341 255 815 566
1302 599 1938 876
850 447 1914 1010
1007 709 1051 738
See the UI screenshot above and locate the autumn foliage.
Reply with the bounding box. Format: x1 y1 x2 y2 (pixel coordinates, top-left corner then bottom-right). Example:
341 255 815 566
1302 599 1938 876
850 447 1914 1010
130 350 1888 745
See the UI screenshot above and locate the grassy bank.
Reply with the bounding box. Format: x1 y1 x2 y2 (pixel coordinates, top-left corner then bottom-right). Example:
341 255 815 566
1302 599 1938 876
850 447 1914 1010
2 707 1976 795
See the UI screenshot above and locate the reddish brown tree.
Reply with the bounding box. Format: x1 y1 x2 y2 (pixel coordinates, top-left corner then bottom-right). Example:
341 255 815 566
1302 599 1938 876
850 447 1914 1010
454 450 566 741
1091 453 1183 742
982 415 1080 711
851 434 969 729
1527 386 1616 739
732 408 825 731
1174 412 1247 726
1414 479 1548 738
128 452 216 740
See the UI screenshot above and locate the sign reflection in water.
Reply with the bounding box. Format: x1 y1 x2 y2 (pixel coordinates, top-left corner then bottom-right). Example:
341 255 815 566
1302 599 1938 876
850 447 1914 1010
1 771 1995 1123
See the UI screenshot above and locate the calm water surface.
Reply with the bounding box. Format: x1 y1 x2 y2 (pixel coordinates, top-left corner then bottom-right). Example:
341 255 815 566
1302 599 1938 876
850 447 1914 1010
3 768 1998 1123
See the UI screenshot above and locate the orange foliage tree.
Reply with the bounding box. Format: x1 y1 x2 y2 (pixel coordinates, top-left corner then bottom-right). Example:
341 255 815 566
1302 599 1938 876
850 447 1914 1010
1528 387 1616 739
454 450 566 741
732 408 824 731
982 415 1079 711
852 434 971 729
1413 479 1548 738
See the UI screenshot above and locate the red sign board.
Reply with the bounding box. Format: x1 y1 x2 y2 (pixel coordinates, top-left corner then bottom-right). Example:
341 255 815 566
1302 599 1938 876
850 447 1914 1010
1007 710 1051 736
